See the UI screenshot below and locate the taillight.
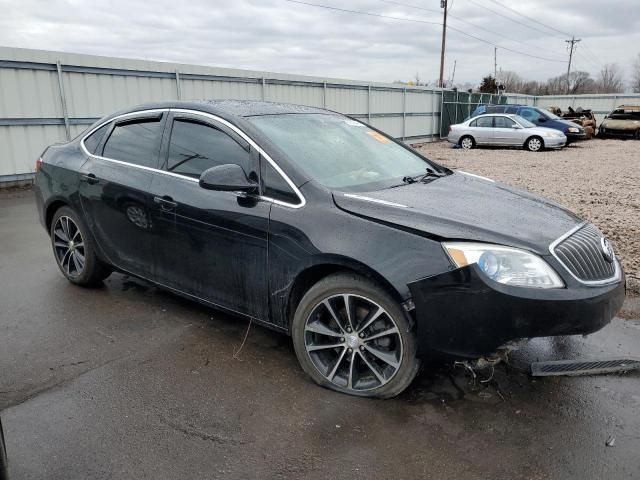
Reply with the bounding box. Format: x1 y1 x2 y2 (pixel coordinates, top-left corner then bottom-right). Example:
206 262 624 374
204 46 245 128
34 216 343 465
35 157 43 173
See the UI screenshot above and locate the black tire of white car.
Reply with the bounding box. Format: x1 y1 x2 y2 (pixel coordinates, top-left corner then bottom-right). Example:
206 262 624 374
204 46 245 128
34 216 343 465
525 136 544 152
291 273 420 398
459 136 475 149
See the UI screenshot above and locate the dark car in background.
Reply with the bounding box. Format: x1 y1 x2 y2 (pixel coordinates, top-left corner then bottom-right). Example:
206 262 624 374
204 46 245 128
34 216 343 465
34 100 625 398
599 105 640 139
470 104 587 143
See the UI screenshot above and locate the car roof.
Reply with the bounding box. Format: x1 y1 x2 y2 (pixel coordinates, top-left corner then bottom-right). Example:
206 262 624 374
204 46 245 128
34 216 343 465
107 100 330 119
471 113 520 119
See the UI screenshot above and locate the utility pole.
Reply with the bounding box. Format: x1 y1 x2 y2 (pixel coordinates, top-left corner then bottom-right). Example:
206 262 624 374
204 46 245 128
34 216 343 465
494 47 498 94
450 59 457 87
438 0 448 88
565 36 581 94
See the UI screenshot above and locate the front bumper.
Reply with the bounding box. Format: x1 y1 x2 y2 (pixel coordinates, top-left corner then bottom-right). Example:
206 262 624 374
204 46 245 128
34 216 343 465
599 127 637 138
408 264 625 359
565 131 587 143
544 137 566 149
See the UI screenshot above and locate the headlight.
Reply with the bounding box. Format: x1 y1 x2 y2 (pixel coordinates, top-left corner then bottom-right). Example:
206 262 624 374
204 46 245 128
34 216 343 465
567 127 580 133
442 242 564 289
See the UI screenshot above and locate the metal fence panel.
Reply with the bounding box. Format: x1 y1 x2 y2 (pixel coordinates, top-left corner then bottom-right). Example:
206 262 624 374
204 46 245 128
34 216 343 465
0 47 445 182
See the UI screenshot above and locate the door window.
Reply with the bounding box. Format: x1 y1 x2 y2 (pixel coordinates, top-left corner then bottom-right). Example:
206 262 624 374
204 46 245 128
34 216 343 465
102 118 163 168
166 120 251 178
84 124 109 154
471 117 494 128
494 116 516 128
519 108 539 122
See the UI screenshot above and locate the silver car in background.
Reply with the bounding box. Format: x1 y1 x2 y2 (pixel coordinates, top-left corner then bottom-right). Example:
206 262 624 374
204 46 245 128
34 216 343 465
448 113 567 152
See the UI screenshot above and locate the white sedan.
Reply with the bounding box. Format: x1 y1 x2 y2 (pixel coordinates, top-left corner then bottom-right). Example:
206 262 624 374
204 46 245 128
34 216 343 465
447 113 567 152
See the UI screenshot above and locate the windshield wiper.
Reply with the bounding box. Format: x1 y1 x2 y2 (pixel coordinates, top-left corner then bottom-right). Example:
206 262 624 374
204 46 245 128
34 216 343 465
402 168 446 184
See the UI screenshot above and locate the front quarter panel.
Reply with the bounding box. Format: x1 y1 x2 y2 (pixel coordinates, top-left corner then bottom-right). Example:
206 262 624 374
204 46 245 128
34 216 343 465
268 186 453 329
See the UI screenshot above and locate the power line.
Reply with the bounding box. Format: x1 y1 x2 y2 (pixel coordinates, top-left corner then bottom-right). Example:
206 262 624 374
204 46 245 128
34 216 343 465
283 0 567 63
488 0 573 38
379 0 566 60
466 0 556 37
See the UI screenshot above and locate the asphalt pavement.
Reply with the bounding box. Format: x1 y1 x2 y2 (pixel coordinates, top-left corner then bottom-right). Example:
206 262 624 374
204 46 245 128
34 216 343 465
1 189 639 479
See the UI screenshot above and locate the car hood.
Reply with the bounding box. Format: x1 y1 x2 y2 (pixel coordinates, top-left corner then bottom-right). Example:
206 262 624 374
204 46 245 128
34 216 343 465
602 118 640 130
529 126 566 137
552 119 583 130
332 172 582 254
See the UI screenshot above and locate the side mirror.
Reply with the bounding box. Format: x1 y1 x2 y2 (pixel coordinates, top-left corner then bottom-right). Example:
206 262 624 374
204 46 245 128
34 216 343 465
511 124 522 129
199 164 258 192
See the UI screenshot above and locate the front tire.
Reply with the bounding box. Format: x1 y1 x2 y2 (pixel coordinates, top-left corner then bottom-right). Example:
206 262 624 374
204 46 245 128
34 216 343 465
50 206 111 286
525 136 544 152
459 135 475 149
291 273 420 398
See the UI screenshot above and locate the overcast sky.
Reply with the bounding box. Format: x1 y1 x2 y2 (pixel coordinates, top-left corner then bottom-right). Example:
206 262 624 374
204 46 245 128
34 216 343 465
1 0 639 87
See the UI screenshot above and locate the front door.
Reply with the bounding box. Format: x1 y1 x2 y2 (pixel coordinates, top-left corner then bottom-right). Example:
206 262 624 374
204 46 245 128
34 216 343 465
79 112 167 278
492 116 522 145
149 112 271 320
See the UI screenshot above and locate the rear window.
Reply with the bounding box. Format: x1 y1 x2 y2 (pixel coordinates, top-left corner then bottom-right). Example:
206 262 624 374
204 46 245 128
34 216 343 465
83 124 109 154
102 118 163 168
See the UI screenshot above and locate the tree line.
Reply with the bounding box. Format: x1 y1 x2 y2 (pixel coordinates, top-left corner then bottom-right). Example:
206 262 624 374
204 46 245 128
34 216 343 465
485 53 640 95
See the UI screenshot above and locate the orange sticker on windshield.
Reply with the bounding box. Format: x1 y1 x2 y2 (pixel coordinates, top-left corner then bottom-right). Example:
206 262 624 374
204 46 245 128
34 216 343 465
366 131 390 144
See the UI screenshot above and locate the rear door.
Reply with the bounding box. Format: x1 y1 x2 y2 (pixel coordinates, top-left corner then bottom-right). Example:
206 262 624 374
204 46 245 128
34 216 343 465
469 116 494 144
148 111 271 319
79 111 167 278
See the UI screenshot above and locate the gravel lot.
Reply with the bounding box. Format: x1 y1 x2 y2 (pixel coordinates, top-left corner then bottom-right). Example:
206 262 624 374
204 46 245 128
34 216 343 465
416 139 640 292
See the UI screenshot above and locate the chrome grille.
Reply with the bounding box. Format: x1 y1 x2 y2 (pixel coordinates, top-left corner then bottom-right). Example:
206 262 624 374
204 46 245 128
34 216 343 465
552 223 617 283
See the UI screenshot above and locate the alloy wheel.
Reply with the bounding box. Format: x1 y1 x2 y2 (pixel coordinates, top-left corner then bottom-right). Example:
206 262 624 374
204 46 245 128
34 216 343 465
53 216 86 277
528 138 542 151
303 294 403 392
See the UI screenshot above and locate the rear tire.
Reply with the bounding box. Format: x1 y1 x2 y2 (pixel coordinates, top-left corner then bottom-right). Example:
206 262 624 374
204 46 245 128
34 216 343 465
525 136 544 152
459 136 475 149
291 273 420 398
50 206 112 286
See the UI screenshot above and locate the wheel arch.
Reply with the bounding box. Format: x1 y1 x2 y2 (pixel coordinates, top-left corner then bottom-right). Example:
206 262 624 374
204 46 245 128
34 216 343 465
285 256 404 333
45 198 71 233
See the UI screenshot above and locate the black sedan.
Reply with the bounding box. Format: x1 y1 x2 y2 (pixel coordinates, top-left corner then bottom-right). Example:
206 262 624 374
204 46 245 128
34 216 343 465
34 100 625 398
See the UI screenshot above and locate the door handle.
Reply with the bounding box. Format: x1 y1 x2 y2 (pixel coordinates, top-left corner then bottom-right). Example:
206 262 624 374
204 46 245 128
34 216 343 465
154 195 177 211
81 173 99 185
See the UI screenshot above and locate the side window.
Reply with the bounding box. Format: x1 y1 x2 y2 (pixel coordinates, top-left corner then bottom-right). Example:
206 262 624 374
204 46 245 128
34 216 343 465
505 106 518 114
84 124 109 154
519 108 538 122
494 116 515 128
103 118 163 168
475 117 494 128
261 159 300 205
166 120 251 178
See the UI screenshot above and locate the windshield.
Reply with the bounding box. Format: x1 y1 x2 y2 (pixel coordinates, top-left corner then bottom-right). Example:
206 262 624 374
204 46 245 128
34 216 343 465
248 113 437 191
542 109 560 120
512 115 536 128
609 109 640 120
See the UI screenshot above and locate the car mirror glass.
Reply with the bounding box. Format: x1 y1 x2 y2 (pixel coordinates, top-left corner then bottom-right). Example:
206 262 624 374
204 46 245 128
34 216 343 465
199 164 258 192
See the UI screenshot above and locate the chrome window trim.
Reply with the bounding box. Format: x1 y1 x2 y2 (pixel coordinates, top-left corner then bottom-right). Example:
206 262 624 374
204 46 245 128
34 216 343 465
79 107 306 209
548 221 621 286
